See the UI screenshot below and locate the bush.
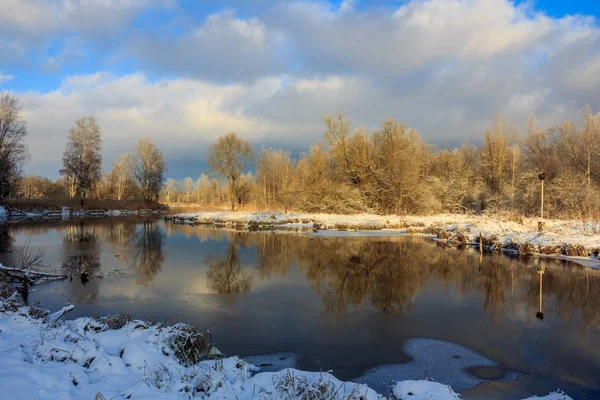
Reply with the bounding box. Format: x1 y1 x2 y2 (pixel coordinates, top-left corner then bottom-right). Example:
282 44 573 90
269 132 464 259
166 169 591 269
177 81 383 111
164 323 212 367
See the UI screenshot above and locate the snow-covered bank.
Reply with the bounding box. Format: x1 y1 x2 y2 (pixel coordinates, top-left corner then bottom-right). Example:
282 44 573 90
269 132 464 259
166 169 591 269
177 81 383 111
1 207 161 220
167 212 600 266
0 297 571 400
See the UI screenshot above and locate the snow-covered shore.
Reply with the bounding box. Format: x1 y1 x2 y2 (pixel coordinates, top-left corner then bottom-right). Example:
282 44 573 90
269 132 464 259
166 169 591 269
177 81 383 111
0 207 160 220
0 296 570 400
167 211 600 266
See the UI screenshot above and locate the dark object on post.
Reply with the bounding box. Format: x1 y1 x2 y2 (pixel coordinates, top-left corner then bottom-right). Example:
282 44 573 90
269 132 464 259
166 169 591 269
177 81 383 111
538 172 546 181
536 312 544 321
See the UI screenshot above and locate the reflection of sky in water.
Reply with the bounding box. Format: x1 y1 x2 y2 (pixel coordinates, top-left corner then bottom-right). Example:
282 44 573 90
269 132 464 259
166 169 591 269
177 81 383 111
3 217 600 398
355 338 519 393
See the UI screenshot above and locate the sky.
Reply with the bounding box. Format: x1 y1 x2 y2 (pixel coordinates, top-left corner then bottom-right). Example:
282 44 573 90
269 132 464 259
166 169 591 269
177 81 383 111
1 0 599 179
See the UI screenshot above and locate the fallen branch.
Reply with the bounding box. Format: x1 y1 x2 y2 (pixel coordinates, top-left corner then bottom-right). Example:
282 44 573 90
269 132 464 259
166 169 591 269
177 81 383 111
0 265 68 284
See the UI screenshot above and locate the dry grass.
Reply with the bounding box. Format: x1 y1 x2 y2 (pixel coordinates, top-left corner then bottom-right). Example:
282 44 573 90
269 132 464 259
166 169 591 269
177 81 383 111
516 242 538 255
563 244 591 257
272 369 366 400
538 245 563 255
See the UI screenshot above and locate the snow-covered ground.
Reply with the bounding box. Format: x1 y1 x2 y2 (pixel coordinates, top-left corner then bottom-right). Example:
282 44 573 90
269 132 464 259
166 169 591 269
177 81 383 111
0 297 571 400
167 211 600 266
2 207 155 219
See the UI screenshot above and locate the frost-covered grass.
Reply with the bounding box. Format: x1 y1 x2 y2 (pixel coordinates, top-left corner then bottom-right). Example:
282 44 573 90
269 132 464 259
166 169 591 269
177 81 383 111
0 296 572 400
167 211 600 266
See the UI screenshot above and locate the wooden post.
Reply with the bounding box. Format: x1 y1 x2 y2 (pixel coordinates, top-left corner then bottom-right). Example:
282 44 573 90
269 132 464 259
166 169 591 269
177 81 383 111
538 172 546 232
479 232 483 254
540 179 544 219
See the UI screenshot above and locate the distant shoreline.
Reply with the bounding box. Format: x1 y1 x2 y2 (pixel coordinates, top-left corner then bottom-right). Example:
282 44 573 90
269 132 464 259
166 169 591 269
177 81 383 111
166 211 600 269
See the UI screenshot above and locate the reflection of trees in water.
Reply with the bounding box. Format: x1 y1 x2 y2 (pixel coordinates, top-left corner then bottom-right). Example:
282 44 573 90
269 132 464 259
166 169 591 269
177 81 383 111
64 221 97 243
206 234 252 293
296 239 431 313
228 231 600 329
62 254 101 281
62 254 101 303
0 224 13 266
166 223 600 330
103 221 137 246
126 221 164 286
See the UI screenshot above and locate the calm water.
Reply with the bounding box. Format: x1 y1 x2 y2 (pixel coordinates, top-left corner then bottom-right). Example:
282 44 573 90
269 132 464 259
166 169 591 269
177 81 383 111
1 217 600 399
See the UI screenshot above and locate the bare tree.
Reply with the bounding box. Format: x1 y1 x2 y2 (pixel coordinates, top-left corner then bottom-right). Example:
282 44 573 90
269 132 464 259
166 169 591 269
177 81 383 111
480 115 509 197
163 178 177 203
107 154 132 200
130 138 166 203
256 147 295 209
0 93 29 199
509 125 520 209
580 105 600 188
208 132 253 211
61 117 102 199
183 177 194 203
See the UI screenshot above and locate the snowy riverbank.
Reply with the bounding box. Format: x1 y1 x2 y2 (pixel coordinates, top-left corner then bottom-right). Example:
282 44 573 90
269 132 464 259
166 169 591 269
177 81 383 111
0 206 161 220
167 211 600 266
0 296 571 400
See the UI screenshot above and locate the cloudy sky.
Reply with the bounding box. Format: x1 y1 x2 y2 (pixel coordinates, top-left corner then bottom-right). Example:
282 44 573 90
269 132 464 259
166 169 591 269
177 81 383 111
1 0 599 179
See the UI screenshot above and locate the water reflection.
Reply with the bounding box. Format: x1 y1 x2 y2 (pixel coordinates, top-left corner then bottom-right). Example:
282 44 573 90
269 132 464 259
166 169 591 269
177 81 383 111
63 254 101 283
170 224 600 332
125 221 164 286
64 221 97 243
206 233 252 293
4 219 600 332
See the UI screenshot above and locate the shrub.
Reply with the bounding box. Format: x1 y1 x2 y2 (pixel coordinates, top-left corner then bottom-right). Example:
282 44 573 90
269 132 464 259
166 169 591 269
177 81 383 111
164 324 212 367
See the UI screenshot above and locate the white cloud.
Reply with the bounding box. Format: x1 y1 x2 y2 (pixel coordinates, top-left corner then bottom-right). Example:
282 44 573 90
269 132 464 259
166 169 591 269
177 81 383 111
5 0 600 178
0 73 14 84
0 0 173 65
128 9 285 81
18 73 289 176
0 0 173 36
264 0 555 75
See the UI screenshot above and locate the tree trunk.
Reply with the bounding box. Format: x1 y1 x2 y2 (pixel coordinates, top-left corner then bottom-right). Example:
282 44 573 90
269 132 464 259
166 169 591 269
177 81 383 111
230 178 236 211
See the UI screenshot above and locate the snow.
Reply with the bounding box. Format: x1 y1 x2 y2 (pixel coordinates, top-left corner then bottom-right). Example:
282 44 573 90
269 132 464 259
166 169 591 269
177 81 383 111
169 211 600 267
0 300 573 400
356 338 519 393
392 380 461 399
1 208 150 220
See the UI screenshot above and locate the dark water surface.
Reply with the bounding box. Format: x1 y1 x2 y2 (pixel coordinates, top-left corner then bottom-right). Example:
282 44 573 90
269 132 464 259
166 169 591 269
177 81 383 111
1 217 600 399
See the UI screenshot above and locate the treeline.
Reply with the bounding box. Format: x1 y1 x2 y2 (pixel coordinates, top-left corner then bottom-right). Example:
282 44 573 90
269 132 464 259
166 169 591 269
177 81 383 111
3 89 600 217
158 110 600 218
1 93 166 204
